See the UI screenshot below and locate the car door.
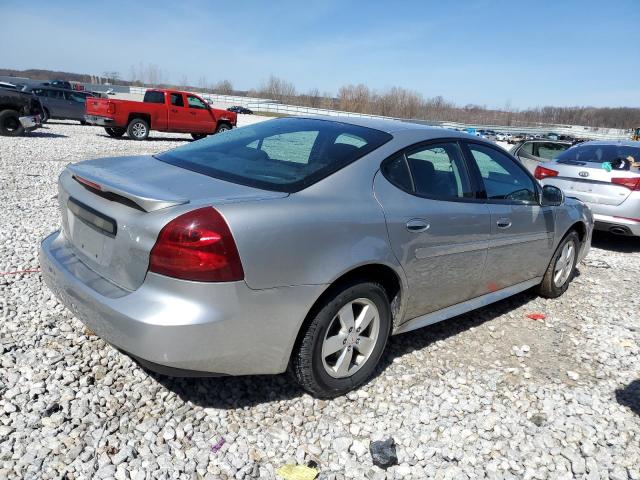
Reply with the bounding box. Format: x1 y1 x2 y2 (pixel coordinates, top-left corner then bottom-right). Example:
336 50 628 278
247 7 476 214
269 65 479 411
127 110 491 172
373 140 491 319
167 92 190 132
65 91 87 120
463 141 555 291
186 95 215 134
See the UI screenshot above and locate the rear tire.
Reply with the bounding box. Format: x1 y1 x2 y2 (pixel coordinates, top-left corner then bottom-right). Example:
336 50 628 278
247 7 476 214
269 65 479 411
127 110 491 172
0 110 24 136
291 280 391 398
105 127 126 138
191 133 207 140
215 123 231 134
126 118 149 140
537 230 580 298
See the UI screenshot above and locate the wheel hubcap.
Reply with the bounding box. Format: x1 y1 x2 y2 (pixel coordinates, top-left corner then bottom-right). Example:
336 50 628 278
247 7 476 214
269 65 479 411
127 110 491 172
553 241 575 287
132 123 146 137
321 298 380 379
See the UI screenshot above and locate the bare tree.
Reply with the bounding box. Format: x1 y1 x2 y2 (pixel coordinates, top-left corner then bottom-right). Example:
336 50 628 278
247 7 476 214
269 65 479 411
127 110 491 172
258 75 296 102
212 80 234 95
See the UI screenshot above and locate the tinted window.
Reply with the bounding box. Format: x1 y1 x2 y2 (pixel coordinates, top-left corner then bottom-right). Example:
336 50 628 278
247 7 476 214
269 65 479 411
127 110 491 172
468 143 537 203
68 92 86 103
556 143 640 165
187 95 207 109
156 118 392 192
537 142 568 160
144 91 165 104
382 154 413 192
406 142 472 199
519 142 534 155
170 93 184 107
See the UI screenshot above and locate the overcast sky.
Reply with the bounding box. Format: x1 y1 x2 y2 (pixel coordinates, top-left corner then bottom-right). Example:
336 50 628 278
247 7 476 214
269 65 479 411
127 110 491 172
2 0 639 109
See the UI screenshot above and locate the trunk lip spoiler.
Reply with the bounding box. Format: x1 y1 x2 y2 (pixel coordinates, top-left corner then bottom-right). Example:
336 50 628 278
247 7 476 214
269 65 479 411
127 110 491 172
68 164 190 212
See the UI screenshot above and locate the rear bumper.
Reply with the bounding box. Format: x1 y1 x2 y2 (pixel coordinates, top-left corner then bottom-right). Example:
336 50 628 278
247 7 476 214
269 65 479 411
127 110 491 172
593 213 640 236
84 115 116 127
20 114 41 131
39 230 325 376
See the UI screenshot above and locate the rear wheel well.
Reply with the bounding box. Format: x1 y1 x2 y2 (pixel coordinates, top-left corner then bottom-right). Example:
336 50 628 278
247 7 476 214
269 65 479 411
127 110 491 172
290 264 402 360
127 113 151 128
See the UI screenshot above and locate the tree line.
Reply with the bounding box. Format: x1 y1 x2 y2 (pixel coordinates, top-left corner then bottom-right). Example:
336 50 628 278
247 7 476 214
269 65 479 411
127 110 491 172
2 68 638 130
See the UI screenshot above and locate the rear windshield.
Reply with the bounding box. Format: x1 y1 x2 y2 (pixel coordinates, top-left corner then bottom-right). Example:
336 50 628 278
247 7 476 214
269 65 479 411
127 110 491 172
143 91 165 104
155 118 392 192
557 144 640 165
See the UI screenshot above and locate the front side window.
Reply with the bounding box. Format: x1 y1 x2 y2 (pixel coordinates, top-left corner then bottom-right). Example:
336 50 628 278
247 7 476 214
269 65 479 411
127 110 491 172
156 117 392 192
467 143 537 203
187 95 207 109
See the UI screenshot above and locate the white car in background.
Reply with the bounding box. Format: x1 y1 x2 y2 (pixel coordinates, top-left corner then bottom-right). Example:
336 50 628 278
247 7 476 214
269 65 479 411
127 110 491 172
496 133 511 142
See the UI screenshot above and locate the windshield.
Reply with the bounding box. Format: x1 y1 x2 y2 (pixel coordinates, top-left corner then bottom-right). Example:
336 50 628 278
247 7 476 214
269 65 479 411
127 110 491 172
556 143 640 165
155 118 392 192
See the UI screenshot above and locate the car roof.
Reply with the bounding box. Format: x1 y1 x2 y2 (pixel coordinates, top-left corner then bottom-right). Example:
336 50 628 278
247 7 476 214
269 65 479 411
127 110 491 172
298 114 479 138
576 139 640 147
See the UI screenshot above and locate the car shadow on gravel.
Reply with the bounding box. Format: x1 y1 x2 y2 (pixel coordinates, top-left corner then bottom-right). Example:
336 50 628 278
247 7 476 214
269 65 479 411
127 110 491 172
96 135 191 142
149 288 539 409
28 131 68 139
616 379 640 415
591 231 640 253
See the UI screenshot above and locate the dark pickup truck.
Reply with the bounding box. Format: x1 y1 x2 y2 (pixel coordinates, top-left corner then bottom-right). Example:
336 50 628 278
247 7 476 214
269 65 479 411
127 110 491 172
0 87 42 136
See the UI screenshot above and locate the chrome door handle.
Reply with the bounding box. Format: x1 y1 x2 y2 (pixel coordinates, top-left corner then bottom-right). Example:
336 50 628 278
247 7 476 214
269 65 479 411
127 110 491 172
406 219 430 232
496 218 512 229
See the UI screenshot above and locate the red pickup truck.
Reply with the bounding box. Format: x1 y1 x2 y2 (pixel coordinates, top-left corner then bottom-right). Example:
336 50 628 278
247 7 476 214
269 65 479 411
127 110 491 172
84 89 237 140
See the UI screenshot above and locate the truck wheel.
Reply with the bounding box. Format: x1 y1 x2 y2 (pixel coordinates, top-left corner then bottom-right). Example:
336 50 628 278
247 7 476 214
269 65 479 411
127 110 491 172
191 133 207 140
0 110 24 137
127 118 149 140
105 127 126 138
215 123 231 134
42 108 50 123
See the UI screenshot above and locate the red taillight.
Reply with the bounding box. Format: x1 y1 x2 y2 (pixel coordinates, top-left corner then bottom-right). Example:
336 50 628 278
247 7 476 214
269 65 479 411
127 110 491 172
534 166 559 180
149 207 244 282
107 102 116 114
73 175 102 191
612 177 640 191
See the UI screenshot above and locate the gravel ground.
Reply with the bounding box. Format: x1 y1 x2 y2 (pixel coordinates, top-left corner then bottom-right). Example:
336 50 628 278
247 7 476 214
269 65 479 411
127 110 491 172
1 120 639 480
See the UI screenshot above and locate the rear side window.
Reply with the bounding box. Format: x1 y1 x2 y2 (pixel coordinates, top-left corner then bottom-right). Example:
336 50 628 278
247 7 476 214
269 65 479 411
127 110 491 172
556 144 640 166
144 91 165 104
381 142 473 200
537 142 568 160
156 118 392 192
467 143 537 203
520 142 534 155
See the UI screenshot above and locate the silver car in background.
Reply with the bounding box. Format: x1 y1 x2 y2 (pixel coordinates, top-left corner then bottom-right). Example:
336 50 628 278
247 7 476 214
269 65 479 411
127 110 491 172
40 116 593 397
536 141 640 236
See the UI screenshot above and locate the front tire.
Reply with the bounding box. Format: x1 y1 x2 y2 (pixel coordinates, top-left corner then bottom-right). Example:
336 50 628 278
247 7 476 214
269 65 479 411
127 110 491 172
291 280 391 398
105 127 126 138
191 133 207 140
0 110 24 136
538 230 580 298
41 108 50 123
126 118 149 140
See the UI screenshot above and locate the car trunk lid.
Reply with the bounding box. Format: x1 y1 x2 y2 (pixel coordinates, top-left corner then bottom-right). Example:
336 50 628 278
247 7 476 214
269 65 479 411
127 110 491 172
544 160 640 206
58 155 287 291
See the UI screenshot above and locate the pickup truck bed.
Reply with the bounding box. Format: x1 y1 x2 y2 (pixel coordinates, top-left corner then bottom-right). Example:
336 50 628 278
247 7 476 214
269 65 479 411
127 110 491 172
85 89 236 140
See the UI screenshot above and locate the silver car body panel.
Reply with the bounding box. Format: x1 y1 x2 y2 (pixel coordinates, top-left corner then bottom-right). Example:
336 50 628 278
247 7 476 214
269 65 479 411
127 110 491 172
40 116 594 375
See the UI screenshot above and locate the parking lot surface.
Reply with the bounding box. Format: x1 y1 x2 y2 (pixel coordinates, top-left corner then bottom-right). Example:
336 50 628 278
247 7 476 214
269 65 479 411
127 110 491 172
1 121 639 479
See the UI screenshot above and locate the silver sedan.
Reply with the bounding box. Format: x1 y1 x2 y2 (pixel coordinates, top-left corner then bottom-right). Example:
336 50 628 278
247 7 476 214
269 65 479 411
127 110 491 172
40 116 593 397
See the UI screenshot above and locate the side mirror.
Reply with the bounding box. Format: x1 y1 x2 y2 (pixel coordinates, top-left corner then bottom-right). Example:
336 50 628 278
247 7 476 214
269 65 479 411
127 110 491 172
541 184 564 206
